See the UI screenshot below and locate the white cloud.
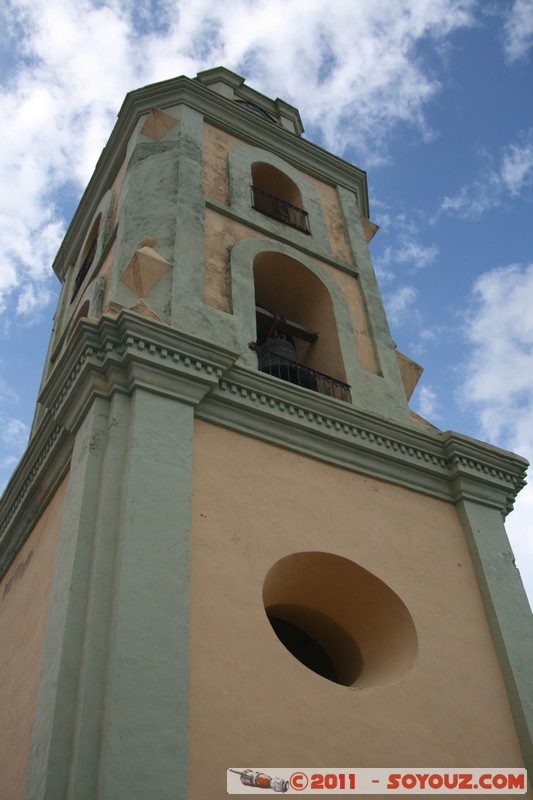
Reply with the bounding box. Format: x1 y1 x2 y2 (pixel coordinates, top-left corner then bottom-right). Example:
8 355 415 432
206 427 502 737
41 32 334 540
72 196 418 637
460 263 533 443
0 378 19 405
372 209 438 284
500 135 533 195
384 285 419 326
460 262 533 605
1 416 29 447
379 238 439 273
0 0 476 320
436 130 533 220
415 385 442 421
503 0 533 63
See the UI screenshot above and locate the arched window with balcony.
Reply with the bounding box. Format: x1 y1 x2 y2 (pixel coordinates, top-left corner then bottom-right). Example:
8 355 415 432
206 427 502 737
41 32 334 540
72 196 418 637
251 163 311 235
252 252 350 402
71 214 101 302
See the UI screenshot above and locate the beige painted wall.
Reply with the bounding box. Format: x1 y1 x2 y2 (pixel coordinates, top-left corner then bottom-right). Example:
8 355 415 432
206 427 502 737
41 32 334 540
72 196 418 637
0 475 68 800
202 122 245 202
313 256 379 373
204 209 261 312
202 124 379 374
188 421 527 798
306 175 352 264
204 206 378 374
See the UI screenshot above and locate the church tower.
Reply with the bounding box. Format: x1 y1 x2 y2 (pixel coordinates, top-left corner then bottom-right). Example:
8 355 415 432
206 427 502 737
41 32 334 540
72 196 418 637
1 68 532 799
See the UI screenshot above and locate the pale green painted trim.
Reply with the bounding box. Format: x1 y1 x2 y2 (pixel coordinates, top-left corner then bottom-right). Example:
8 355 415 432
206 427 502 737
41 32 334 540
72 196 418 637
196 66 305 134
337 186 406 403
70 392 133 799
3 312 527 589
110 137 180 317
53 74 369 281
0 311 239 580
6 308 532 783
227 144 333 261
40 312 239 429
205 198 356 275
227 236 412 423
24 391 196 799
170 105 206 326
197 363 526 513
455 499 533 773
29 190 118 439
101 390 194 799
25 397 112 800
48 226 117 371
65 188 116 311
226 236 358 373
196 66 242 99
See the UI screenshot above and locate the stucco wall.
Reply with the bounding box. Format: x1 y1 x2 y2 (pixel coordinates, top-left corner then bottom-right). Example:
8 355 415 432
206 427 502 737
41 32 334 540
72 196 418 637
311 255 379 373
188 421 526 797
202 122 245 202
202 123 379 375
306 174 352 263
0 475 68 800
204 208 261 312
203 205 379 376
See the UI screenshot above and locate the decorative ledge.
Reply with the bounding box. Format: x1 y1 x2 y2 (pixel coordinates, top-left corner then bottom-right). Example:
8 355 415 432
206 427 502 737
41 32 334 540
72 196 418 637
198 366 528 517
1 309 528 581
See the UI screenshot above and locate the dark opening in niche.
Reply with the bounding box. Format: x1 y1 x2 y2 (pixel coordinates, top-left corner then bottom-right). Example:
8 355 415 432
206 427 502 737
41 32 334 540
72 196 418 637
267 615 338 683
264 553 418 689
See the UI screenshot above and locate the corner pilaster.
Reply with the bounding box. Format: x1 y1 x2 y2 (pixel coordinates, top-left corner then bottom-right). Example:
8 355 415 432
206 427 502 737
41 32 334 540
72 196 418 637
19 311 239 800
444 433 533 772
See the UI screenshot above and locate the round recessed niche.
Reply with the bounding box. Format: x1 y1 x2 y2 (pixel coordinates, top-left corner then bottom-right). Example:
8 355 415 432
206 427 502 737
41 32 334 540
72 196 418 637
263 552 418 688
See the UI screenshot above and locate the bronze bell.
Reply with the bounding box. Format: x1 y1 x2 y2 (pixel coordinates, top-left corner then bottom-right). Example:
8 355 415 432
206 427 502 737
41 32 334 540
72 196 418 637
258 337 298 382
259 335 298 371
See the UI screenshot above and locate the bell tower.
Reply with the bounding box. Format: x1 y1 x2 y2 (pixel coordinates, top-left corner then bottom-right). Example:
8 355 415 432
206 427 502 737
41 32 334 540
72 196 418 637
1 68 532 799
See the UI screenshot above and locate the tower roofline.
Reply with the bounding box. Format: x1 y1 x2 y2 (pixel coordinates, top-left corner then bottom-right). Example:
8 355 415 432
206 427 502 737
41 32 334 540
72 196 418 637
52 69 371 281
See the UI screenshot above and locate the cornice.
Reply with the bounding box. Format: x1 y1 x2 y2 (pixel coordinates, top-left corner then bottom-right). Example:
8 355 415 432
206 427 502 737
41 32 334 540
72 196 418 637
0 311 239 579
1 311 527 581
39 310 239 431
0 418 71 578
197 365 528 516
119 78 368 196
443 432 528 515
52 73 370 279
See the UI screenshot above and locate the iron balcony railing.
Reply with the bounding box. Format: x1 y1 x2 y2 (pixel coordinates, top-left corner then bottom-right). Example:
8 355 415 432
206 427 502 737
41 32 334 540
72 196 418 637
251 186 311 234
253 343 351 403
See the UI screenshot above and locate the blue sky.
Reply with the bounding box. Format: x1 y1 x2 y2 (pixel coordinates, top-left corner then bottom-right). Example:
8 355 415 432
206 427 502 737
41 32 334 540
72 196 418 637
1 0 532 604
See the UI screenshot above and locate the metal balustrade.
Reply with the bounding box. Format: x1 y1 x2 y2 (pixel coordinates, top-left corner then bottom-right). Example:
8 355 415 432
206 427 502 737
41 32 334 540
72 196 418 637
251 186 311 234
253 343 351 402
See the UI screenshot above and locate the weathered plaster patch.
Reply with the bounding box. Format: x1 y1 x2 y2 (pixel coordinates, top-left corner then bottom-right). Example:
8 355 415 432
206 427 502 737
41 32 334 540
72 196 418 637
121 241 171 298
140 108 178 141
2 551 33 602
306 175 352 263
204 208 262 312
202 122 247 203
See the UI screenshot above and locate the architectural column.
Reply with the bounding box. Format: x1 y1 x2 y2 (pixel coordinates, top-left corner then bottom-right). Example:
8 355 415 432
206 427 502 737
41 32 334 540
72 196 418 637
26 389 195 800
455 497 533 773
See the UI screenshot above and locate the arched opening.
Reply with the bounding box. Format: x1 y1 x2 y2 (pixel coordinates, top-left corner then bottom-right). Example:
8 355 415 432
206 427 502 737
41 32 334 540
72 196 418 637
251 163 310 234
71 215 101 302
67 300 90 341
253 252 350 401
263 552 418 688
